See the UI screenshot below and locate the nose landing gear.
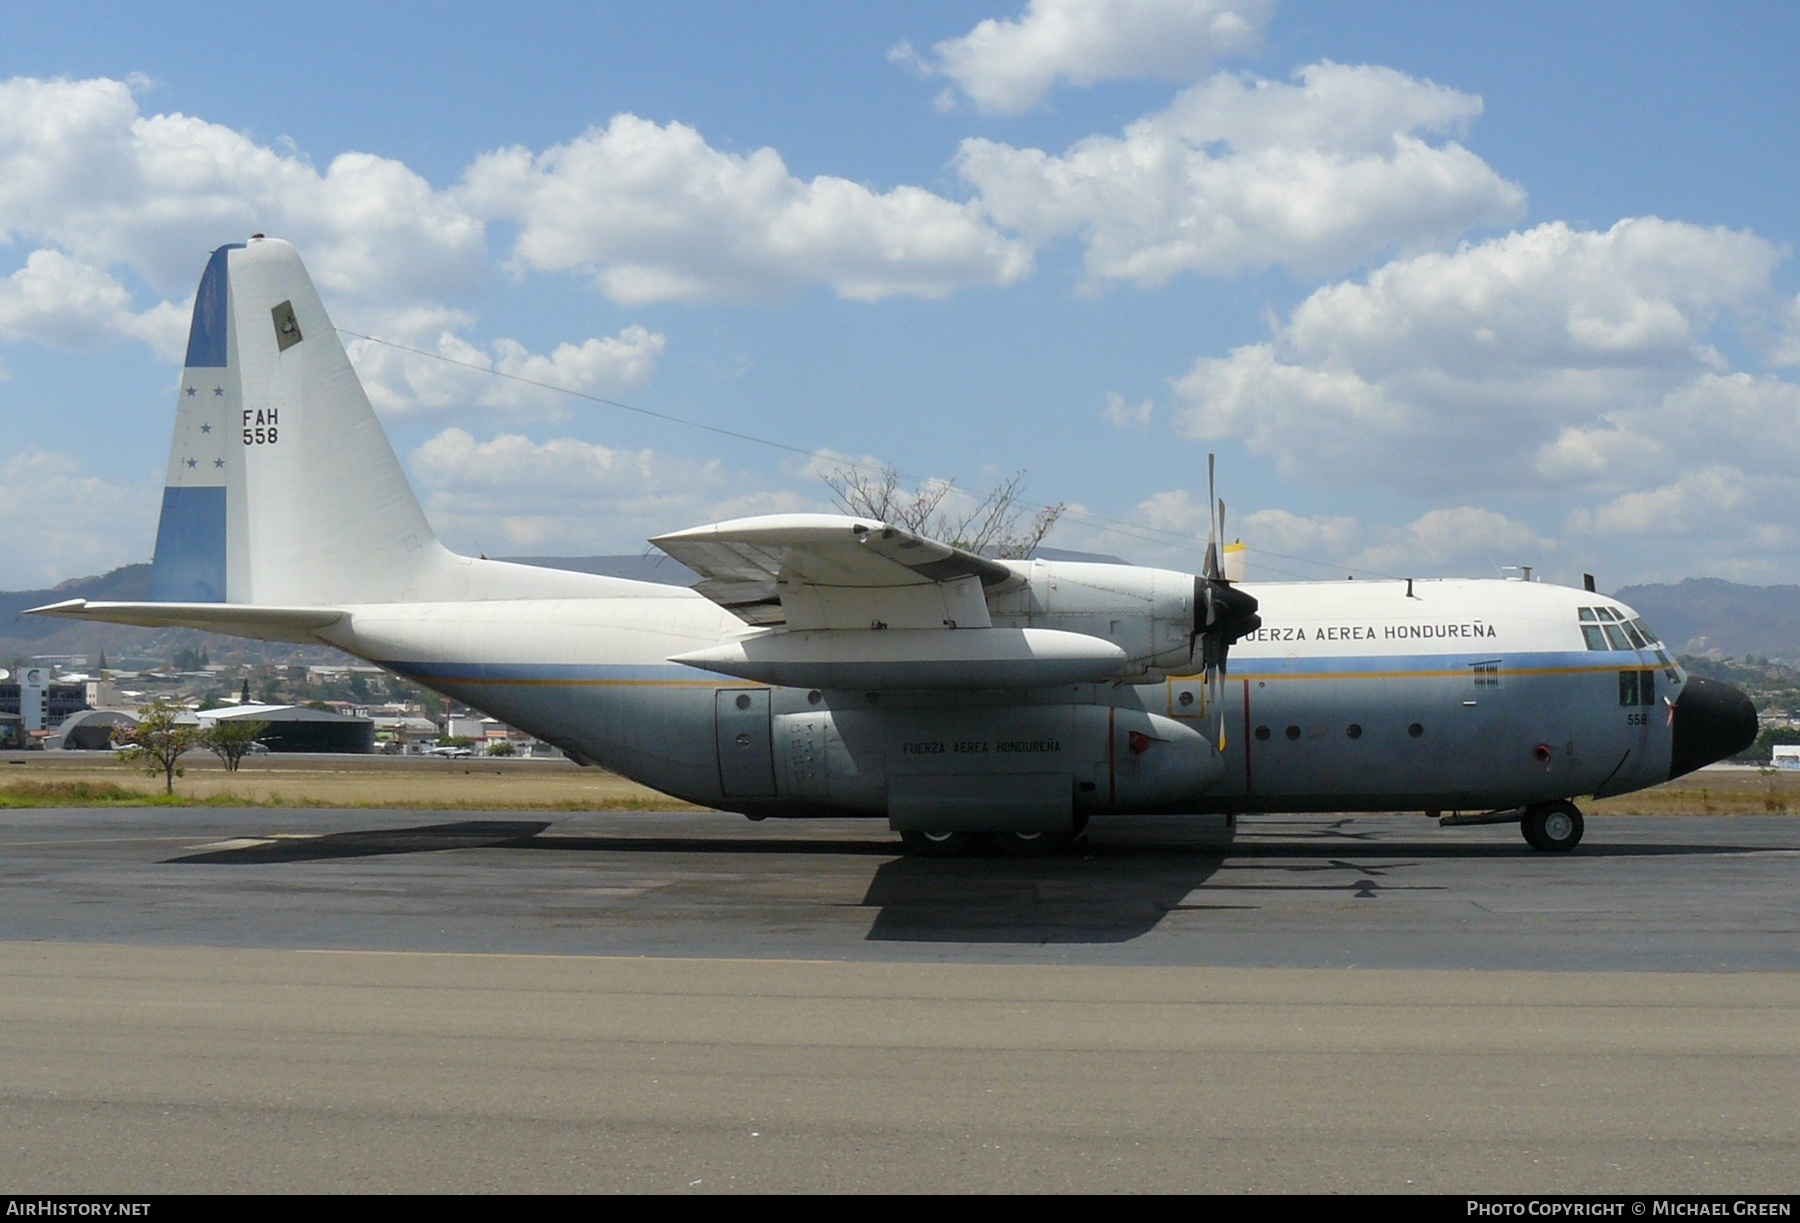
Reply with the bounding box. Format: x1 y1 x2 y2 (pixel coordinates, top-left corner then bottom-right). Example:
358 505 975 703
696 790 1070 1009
1521 800 1584 851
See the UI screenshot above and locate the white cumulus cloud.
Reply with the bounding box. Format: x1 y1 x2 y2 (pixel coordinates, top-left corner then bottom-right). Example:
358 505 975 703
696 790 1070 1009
1169 216 1800 580
958 61 1527 285
461 114 1033 304
0 450 158 584
1103 391 1153 428
901 0 1272 114
1172 218 1788 490
0 76 486 303
408 428 817 554
1353 506 1549 574
345 310 666 422
0 249 186 359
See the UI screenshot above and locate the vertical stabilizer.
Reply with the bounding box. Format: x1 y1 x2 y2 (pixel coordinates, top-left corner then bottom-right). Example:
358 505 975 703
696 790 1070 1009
148 237 449 605
149 244 240 601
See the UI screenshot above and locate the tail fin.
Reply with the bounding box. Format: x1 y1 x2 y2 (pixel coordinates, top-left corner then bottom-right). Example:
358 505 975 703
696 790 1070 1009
150 237 446 605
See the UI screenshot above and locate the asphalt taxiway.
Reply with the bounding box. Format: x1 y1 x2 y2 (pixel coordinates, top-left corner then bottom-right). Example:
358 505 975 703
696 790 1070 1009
3 808 1798 1191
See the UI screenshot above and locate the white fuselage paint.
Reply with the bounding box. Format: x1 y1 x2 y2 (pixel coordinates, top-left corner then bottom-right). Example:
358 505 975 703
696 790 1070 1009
316 572 1677 819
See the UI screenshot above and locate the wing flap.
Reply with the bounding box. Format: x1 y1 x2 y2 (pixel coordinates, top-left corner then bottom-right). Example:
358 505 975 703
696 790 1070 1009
651 512 1021 630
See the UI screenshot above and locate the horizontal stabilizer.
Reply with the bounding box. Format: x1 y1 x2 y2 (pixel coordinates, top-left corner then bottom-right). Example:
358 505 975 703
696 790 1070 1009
669 626 1126 690
27 599 342 644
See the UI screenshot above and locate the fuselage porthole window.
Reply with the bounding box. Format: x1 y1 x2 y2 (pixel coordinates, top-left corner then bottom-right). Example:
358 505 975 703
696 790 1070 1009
1346 723 1363 739
1408 722 1424 738
1254 725 1271 741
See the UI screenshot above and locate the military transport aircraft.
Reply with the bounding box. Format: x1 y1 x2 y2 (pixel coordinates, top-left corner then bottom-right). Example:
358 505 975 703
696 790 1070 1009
31 238 1758 854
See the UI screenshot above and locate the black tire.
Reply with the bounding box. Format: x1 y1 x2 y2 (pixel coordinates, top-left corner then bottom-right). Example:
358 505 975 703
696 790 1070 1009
990 829 1074 858
1521 801 1584 852
898 829 978 857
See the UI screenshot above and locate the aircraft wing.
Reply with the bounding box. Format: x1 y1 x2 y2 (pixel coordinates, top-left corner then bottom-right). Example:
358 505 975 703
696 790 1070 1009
650 513 1021 630
653 514 1124 689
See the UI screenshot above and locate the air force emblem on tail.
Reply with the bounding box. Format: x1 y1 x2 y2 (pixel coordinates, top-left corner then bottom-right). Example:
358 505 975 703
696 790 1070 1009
272 299 303 351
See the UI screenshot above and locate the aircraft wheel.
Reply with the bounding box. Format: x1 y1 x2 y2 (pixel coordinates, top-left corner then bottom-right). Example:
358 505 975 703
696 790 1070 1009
990 829 1074 858
1521 801 1584 852
899 830 978 857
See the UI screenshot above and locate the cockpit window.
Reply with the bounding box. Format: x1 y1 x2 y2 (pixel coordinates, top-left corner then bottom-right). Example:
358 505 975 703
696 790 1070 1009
1580 605 1662 651
1581 622 1607 650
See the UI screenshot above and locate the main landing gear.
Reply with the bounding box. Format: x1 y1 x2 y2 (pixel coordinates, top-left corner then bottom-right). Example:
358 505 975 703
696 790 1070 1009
1520 800 1584 852
897 830 980 857
897 826 1082 858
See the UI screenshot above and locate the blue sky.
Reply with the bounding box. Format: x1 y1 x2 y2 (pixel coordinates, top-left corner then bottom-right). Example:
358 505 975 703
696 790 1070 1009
3 1 1798 588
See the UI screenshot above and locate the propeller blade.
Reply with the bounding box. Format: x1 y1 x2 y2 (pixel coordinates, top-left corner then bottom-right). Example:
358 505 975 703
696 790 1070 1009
1203 453 1220 580
1190 452 1254 752
1211 665 1226 752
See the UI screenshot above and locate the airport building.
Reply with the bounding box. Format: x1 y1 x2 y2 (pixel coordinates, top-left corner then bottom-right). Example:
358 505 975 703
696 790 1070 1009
44 709 139 751
198 704 376 754
0 669 91 735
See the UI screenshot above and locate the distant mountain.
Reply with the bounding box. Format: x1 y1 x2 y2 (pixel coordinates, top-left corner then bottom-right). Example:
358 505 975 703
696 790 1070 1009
1613 579 1800 661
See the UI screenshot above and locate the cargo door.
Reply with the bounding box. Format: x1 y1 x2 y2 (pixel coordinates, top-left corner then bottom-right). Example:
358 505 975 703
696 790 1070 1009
715 688 777 797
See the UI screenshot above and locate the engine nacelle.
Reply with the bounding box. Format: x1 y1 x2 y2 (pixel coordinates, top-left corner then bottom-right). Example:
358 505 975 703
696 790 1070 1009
985 559 1197 679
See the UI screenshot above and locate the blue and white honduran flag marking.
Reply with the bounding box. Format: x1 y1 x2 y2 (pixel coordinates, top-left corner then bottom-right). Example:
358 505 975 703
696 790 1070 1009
150 243 245 602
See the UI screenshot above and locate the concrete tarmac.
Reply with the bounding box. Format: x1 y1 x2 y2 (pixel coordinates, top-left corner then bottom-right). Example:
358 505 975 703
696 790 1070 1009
3 808 1798 1192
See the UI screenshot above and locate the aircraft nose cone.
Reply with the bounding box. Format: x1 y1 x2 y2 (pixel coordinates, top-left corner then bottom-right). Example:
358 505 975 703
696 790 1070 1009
1669 675 1758 779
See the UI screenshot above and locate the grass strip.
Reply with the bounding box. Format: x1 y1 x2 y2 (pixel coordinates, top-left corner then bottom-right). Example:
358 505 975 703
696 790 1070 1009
0 780 697 811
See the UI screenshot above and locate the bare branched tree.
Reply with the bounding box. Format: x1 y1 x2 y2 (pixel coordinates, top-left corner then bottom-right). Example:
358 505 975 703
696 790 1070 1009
824 464 1064 559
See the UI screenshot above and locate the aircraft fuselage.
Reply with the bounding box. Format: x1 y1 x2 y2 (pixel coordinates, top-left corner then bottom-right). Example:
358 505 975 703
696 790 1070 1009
322 572 1716 823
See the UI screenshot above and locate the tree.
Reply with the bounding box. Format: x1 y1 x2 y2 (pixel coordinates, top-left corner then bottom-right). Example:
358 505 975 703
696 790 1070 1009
112 702 205 795
822 464 1063 559
170 646 210 672
203 719 269 772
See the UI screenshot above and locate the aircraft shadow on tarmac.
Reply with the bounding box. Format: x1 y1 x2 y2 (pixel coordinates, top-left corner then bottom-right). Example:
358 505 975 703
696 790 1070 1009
163 819 903 865
165 820 559 864
160 815 1786 945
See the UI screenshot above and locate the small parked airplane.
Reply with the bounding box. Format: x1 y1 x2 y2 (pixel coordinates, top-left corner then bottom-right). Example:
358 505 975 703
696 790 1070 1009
31 238 1758 853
